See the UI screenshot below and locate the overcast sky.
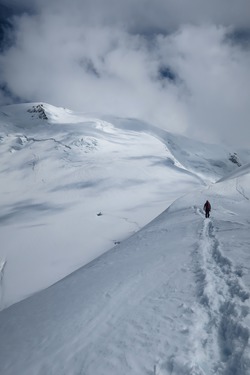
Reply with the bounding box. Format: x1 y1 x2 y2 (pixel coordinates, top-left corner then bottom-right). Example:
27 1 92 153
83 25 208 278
0 0 250 146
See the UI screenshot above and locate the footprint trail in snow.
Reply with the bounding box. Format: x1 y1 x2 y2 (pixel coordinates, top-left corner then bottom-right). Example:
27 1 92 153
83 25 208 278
193 218 250 375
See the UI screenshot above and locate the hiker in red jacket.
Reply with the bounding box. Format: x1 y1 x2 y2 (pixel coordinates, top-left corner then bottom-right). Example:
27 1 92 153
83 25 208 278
203 200 211 218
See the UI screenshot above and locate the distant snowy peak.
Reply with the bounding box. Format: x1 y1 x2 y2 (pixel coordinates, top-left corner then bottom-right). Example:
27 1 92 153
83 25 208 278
0 102 73 125
27 104 48 120
228 152 241 167
0 102 248 183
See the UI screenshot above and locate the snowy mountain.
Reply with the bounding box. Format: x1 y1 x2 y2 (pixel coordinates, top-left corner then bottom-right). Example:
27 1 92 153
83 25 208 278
0 103 250 374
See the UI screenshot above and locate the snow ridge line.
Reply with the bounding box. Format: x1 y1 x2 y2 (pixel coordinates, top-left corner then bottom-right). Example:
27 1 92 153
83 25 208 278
0 259 6 311
193 219 250 375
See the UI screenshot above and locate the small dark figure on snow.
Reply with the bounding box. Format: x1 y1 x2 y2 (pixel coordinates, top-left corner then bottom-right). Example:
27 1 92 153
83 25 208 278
203 200 211 218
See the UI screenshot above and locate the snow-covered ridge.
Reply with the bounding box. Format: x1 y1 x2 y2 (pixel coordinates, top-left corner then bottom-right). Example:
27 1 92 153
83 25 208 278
1 102 247 177
217 162 250 183
1 103 250 374
0 102 248 309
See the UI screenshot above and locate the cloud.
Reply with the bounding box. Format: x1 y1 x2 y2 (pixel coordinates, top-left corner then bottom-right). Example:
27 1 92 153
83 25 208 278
0 0 250 147
2 0 250 31
156 25 250 146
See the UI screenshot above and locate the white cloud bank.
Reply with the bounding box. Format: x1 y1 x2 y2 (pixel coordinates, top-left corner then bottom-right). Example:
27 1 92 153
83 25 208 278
0 0 250 146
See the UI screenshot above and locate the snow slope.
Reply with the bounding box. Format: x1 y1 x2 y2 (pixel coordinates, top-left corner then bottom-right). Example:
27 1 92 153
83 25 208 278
0 102 244 309
0 159 250 374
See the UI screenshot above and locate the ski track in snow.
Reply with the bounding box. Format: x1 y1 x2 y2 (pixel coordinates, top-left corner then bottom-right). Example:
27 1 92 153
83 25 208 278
192 216 250 375
236 179 249 201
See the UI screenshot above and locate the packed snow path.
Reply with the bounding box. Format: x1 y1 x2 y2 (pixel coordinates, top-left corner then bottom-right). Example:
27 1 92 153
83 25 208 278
1 194 250 375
